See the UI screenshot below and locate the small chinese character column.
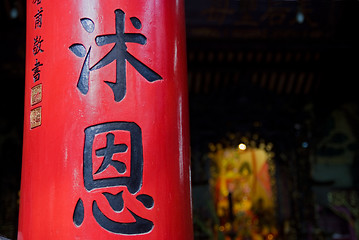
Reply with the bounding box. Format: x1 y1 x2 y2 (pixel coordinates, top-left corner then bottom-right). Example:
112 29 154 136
18 1 193 239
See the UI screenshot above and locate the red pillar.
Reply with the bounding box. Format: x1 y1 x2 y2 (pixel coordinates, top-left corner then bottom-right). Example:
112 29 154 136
18 0 193 239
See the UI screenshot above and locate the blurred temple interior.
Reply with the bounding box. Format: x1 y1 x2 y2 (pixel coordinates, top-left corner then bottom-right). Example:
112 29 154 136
1 0 359 239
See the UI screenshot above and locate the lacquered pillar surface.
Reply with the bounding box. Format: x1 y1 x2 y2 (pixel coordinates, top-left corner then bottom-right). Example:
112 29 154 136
18 1 193 239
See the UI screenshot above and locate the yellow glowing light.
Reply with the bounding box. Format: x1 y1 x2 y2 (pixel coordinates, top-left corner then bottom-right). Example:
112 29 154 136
238 143 247 151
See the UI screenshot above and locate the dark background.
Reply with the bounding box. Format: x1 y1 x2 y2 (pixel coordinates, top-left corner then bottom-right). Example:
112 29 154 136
1 0 359 239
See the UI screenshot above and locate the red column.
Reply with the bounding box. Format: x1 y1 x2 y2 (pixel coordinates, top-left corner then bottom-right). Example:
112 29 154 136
18 0 193 239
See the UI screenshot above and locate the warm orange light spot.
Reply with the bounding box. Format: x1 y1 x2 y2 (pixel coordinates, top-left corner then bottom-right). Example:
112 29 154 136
238 143 246 151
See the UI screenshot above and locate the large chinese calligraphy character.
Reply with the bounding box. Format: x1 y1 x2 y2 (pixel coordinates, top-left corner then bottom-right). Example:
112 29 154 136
69 9 162 102
73 122 154 235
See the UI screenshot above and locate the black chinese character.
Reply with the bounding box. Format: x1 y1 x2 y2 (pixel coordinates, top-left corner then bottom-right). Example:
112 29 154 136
34 7 43 29
33 36 44 55
73 122 155 235
69 9 162 102
32 59 43 82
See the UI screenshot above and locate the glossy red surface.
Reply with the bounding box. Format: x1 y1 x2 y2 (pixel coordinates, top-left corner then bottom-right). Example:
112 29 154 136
18 0 193 239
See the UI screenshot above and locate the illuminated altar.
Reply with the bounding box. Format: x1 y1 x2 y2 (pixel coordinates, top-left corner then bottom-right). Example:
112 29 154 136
208 137 278 240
